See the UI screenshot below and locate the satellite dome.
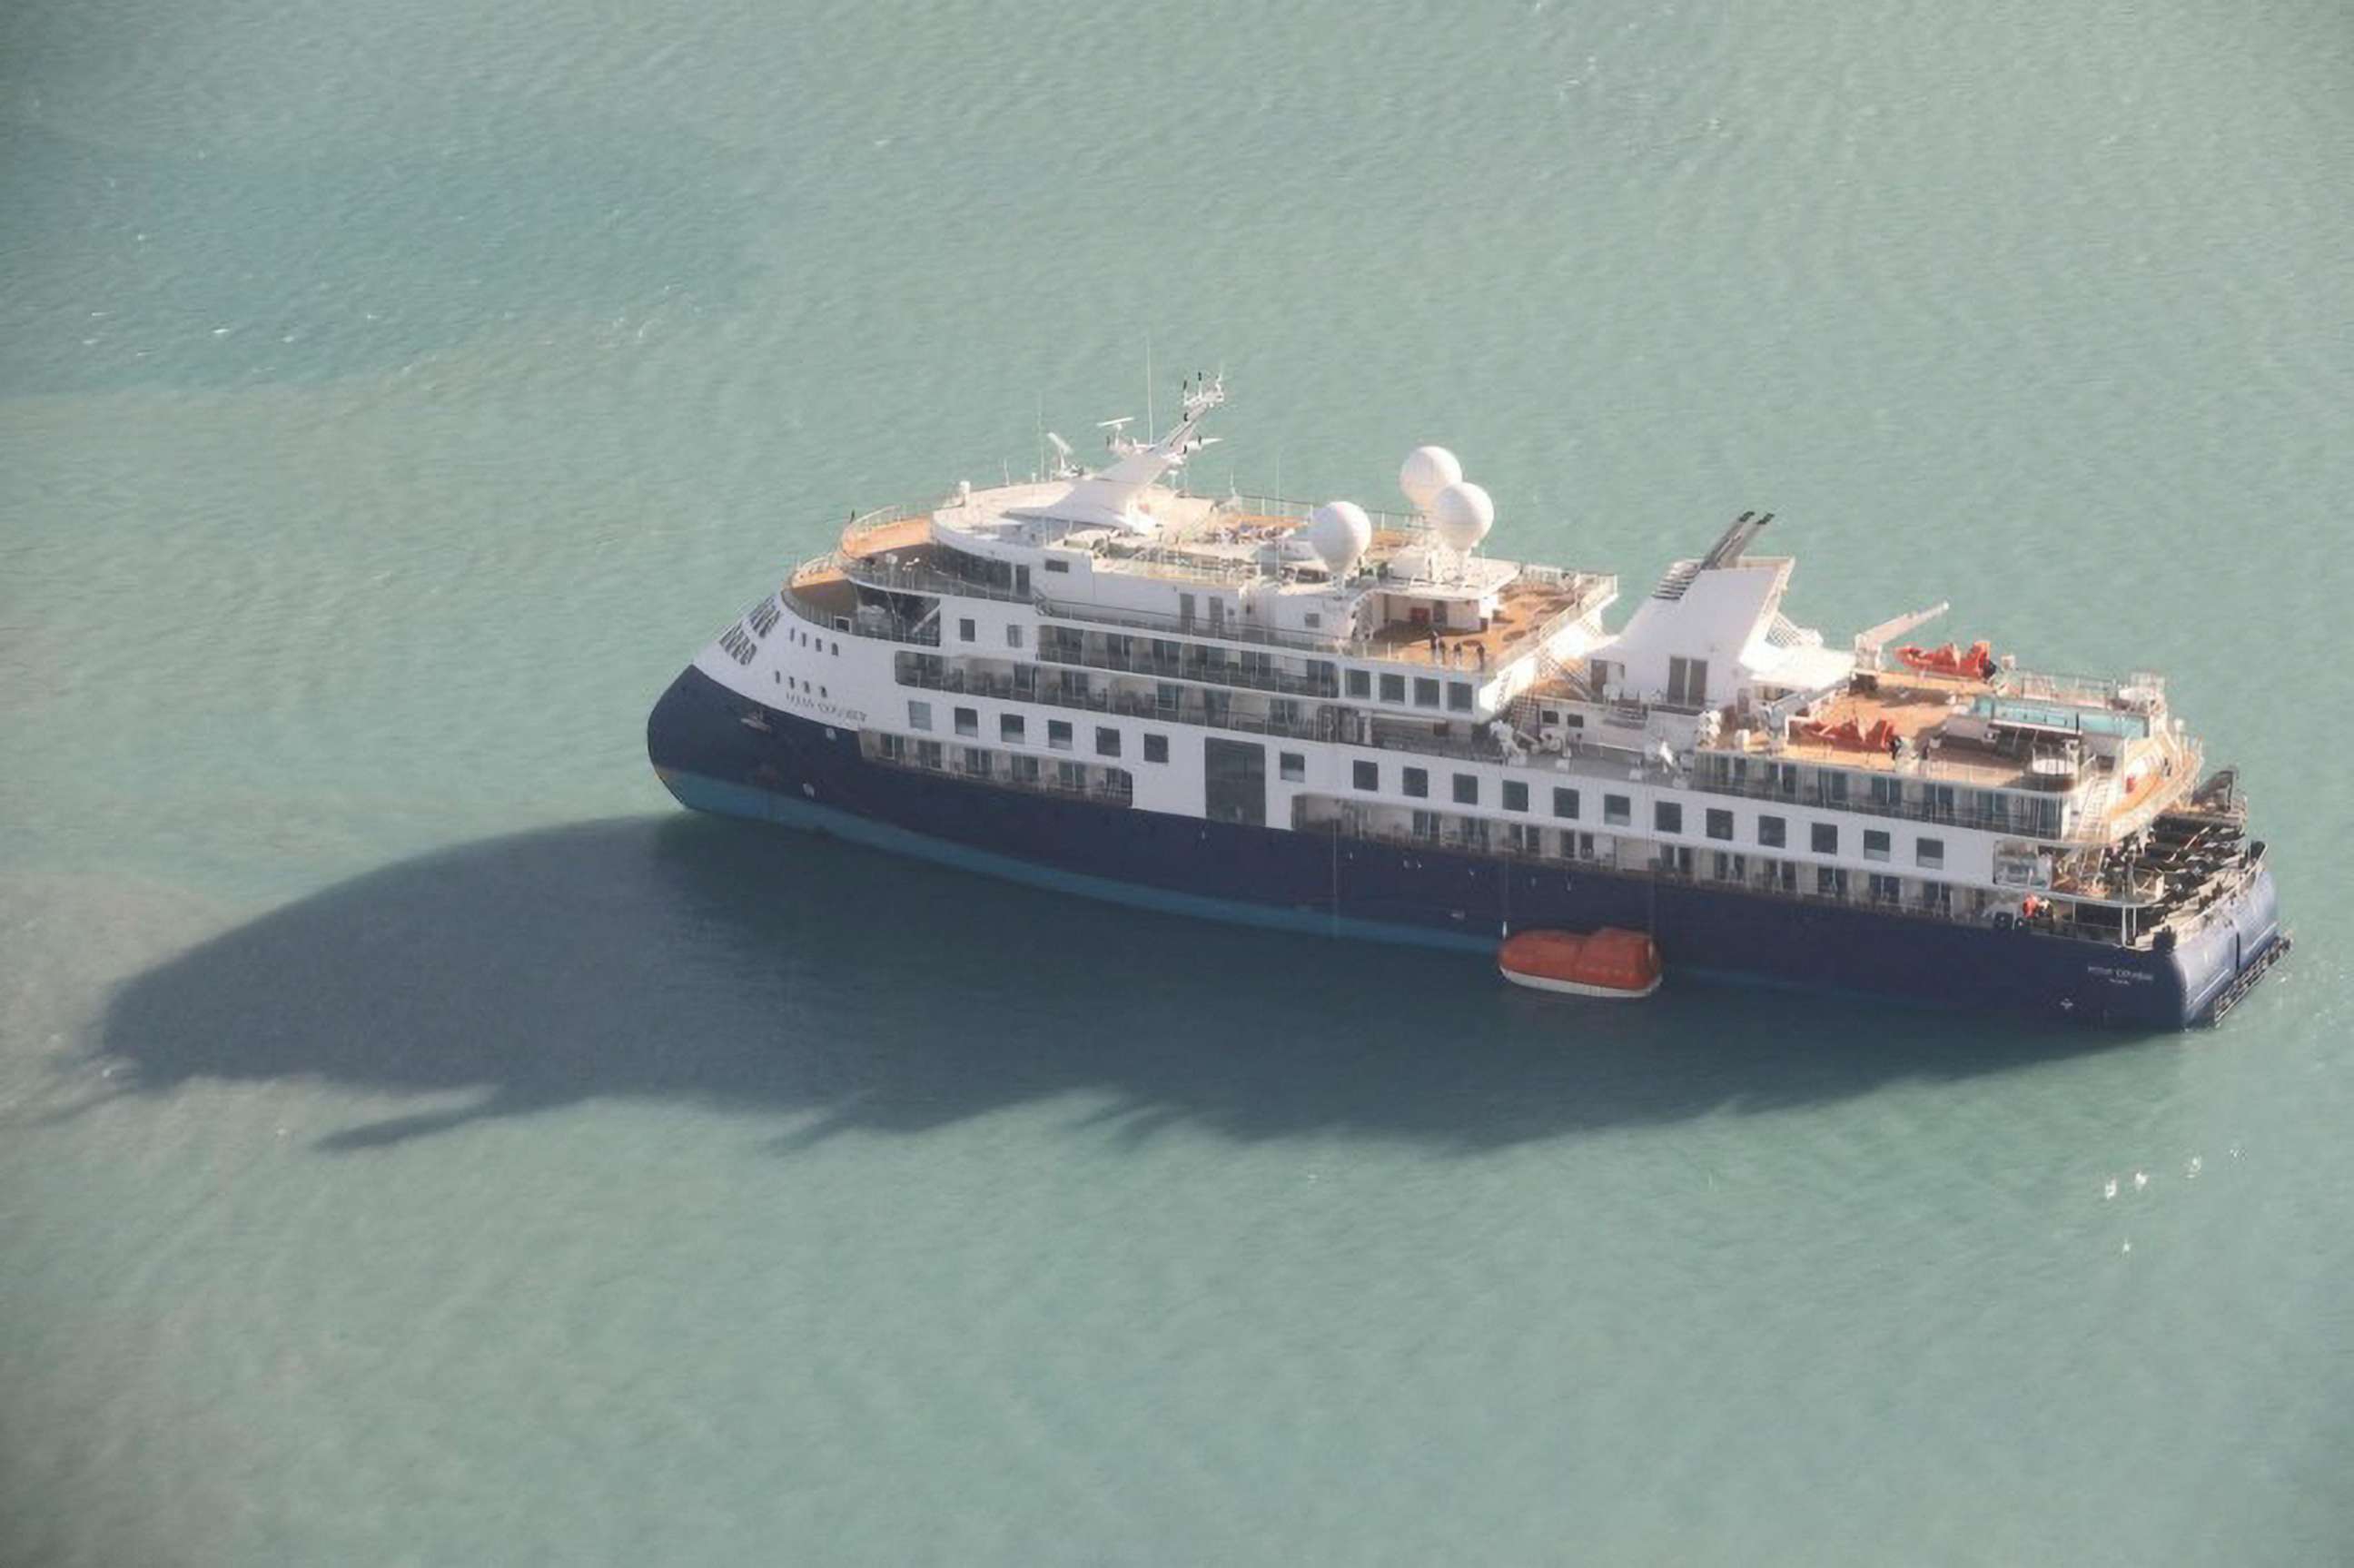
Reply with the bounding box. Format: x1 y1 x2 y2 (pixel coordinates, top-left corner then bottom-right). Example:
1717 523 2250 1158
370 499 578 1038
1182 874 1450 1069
1304 501 1373 579
1400 446 1463 511
1429 480 1495 553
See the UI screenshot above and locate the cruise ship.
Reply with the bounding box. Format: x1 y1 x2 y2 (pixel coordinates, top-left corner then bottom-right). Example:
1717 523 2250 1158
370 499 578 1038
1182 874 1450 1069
647 379 2288 1027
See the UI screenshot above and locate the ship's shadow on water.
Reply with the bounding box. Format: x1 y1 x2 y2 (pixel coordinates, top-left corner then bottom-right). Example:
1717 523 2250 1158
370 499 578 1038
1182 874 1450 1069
103 816 2128 1152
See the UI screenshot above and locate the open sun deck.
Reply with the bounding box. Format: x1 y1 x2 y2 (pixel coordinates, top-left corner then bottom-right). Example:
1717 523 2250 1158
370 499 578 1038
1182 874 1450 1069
1362 575 1592 669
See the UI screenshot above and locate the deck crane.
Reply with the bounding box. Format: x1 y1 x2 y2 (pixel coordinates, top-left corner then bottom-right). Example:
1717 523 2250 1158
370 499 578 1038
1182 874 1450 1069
1852 602 1949 671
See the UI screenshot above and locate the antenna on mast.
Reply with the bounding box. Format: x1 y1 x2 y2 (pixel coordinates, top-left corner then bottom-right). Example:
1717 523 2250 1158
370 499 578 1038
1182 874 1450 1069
1145 331 1154 439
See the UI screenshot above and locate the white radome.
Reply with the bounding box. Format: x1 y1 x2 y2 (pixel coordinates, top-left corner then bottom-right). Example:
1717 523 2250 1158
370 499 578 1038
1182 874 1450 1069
1399 446 1463 511
1304 500 1373 579
1428 480 1495 553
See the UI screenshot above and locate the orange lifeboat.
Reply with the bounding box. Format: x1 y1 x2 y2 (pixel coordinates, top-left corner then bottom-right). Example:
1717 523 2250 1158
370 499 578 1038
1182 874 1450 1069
1498 928 1663 999
1797 715 1898 752
1895 639 1996 680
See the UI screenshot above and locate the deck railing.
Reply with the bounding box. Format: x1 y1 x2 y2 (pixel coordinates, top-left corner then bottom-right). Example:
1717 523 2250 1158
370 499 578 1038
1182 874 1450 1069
893 658 1336 745
1036 638 1340 700
1292 809 2149 945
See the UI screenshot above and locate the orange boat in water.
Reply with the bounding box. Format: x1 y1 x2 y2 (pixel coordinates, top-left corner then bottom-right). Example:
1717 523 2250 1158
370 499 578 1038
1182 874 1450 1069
1498 928 1663 999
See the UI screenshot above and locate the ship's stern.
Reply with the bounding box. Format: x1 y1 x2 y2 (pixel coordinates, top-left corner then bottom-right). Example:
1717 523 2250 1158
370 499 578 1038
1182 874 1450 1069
2166 858 2289 1026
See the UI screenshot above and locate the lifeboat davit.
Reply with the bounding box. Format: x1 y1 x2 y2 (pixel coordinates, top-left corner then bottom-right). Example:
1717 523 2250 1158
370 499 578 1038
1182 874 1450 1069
1498 928 1663 999
1895 639 1996 680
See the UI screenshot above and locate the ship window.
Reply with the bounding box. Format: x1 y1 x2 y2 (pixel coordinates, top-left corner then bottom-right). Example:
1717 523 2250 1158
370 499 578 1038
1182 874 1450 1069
958 618 975 643
1006 625 1024 649
954 706 978 737
1816 865 1847 898
877 734 905 761
915 739 943 770
1353 759 1379 791
1048 719 1073 751
1503 780 1528 812
1413 677 1440 708
1452 773 1478 805
1706 808 1733 841
1001 715 1024 743
1667 656 1708 708
1144 733 1169 764
1403 767 1429 799
1204 738 1267 826
1410 810 1440 843
907 700 933 732
1278 751 1305 782
1347 669 1371 697
1916 837 1945 870
1757 814 1787 848
1058 760 1084 790
1812 823 1838 854
1380 673 1405 702
1868 873 1902 904
1864 829 1891 863
963 746 989 775
1552 787 1579 819
1448 682 1473 712
1044 557 1069 574
1098 727 1123 758
1013 754 1039 782
1870 775 1900 808
1655 801 1682 834
831 642 839 656
1304 614 1320 628
1604 794 1631 826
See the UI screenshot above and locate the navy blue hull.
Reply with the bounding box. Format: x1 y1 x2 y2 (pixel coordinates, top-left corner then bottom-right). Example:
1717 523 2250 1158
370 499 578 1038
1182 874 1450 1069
648 666 2282 1029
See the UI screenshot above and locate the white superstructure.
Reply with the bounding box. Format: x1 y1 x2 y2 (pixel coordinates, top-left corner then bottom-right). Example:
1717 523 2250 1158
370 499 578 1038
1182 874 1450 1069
690 379 2237 952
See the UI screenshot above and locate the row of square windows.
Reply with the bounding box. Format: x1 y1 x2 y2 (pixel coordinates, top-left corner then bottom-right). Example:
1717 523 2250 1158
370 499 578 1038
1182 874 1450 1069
782 625 841 656
907 700 1172 765
905 699 1331 781
904 700 1944 869
1349 759 1946 866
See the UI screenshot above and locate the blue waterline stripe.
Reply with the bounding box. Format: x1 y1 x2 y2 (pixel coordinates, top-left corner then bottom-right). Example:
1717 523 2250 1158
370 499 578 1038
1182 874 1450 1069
658 768 1498 955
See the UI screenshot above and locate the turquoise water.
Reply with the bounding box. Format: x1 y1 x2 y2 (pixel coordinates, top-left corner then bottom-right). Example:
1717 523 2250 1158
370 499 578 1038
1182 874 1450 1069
4 0 2350 1562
